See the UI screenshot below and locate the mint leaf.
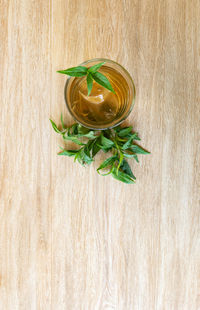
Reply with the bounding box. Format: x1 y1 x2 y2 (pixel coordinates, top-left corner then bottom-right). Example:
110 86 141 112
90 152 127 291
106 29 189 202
76 125 97 139
73 145 93 166
131 145 150 154
77 125 90 135
100 135 115 149
122 137 134 150
91 137 101 157
133 154 139 162
116 152 124 174
81 131 96 139
121 133 141 150
60 113 66 129
81 146 93 165
51 114 150 184
118 126 133 137
113 126 121 132
125 132 140 141
97 156 117 175
58 61 115 97
69 124 79 135
50 119 62 134
87 73 93 96
111 167 135 184
88 62 105 74
122 151 139 163
120 159 136 179
131 133 140 141
62 132 85 145
57 66 87 77
58 150 79 156
92 71 115 93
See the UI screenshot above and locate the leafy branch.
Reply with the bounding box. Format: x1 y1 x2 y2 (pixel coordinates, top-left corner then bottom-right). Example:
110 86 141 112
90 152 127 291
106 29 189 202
50 115 150 184
57 61 115 96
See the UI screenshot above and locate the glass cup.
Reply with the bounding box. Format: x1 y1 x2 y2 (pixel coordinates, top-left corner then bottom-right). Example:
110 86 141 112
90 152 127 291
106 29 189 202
64 58 135 130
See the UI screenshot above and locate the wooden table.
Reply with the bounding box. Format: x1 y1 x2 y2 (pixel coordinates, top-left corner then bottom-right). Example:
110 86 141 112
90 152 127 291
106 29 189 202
0 1 199 309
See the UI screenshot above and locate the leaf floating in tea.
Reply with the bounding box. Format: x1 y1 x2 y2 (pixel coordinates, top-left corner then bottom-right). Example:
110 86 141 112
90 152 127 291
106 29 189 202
87 73 93 96
57 61 115 96
91 72 115 94
88 62 105 74
57 66 88 77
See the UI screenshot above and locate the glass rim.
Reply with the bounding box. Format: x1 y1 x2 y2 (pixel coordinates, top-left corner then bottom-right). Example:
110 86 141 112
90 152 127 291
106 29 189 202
64 58 136 130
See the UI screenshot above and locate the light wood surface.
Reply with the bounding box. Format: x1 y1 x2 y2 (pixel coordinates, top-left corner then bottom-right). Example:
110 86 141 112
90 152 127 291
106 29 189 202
0 0 200 309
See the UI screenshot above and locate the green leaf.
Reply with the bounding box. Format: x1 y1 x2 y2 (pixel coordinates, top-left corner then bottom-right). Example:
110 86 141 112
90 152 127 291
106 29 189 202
62 132 85 145
120 159 136 179
91 137 101 157
91 71 115 93
122 137 134 150
133 154 139 162
70 124 79 135
50 119 62 134
132 133 140 141
87 139 95 151
123 132 140 141
60 113 66 129
100 135 115 149
97 156 117 175
116 152 124 174
103 129 112 137
87 73 93 96
57 66 88 77
111 167 135 184
74 147 92 165
122 151 139 163
121 133 141 150
97 156 117 171
74 150 82 163
73 140 94 165
77 125 90 135
131 145 150 154
81 146 93 165
88 62 105 74
76 125 97 139
113 126 121 132
118 126 133 137
82 131 97 139
92 143 101 157
58 150 79 156
62 123 97 144
50 115 149 183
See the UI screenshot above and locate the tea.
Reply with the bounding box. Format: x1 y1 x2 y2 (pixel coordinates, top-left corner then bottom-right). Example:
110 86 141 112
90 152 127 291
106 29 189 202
68 65 131 129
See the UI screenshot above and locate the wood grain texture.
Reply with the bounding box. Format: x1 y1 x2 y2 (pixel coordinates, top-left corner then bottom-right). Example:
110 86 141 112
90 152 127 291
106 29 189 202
0 0 200 309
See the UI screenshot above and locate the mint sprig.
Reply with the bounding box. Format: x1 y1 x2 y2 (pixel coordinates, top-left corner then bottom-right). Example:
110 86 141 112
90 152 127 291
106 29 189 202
57 61 115 96
50 116 150 184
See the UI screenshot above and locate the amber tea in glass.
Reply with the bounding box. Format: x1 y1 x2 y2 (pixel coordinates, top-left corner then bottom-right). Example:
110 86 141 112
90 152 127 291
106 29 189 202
65 59 135 130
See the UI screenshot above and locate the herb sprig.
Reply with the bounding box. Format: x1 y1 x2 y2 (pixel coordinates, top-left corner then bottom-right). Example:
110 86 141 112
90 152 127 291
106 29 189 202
57 61 115 96
50 116 150 184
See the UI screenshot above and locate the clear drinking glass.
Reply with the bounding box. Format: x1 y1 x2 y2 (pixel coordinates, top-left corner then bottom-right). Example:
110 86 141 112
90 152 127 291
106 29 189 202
64 58 135 130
